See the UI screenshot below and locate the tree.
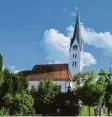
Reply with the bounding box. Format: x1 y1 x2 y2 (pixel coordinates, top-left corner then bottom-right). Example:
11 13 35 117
1 69 28 95
73 70 97 88
74 70 105 107
2 69 13 95
0 54 3 72
98 68 112 114
3 91 35 115
73 72 89 88
12 73 28 92
0 54 3 94
38 78 61 104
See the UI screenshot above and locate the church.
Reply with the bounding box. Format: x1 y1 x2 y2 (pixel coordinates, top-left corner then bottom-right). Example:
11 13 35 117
20 13 83 92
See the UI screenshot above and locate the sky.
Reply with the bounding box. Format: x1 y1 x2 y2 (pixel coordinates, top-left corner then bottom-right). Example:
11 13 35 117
0 0 112 72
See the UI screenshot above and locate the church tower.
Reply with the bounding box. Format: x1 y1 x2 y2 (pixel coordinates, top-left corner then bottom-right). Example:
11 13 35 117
69 12 83 77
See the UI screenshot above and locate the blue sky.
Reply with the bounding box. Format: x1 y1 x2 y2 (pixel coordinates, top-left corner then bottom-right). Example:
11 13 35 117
0 0 112 72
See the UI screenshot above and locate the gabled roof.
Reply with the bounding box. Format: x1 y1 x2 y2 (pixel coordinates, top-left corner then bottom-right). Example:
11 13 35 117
18 70 31 77
26 64 72 81
70 12 82 50
27 70 72 81
30 64 68 74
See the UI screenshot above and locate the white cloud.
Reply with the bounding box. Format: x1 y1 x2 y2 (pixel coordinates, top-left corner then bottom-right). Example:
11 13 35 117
13 70 20 73
83 52 96 67
43 27 96 67
9 65 20 73
66 24 112 49
46 57 62 64
66 25 74 38
44 29 70 56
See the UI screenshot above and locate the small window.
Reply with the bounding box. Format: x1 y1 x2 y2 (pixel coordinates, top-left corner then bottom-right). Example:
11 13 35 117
75 61 77 67
73 54 74 58
72 61 74 66
75 54 77 58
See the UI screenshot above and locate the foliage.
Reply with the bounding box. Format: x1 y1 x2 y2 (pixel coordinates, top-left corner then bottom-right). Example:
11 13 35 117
3 93 13 106
98 68 112 111
0 71 4 93
38 78 61 104
74 70 104 106
79 106 94 116
0 54 3 72
0 57 112 116
4 91 35 115
30 85 38 98
79 106 89 116
84 70 97 85
0 54 3 92
1 69 28 95
73 72 89 88
0 107 9 116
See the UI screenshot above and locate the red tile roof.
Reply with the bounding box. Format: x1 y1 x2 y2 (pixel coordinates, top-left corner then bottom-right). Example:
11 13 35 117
18 70 31 77
27 70 72 81
20 64 72 81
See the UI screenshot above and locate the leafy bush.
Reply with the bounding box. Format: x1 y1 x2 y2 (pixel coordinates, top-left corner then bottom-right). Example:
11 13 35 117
0 107 9 116
79 106 95 116
90 106 95 116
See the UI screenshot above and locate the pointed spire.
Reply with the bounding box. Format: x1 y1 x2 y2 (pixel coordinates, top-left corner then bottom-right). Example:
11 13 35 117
76 12 80 26
70 12 82 50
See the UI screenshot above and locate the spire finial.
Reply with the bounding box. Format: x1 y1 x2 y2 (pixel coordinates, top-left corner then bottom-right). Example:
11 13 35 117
75 7 79 17
76 10 80 25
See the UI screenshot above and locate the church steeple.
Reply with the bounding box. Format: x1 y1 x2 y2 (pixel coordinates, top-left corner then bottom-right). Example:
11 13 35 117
70 12 82 50
69 12 83 77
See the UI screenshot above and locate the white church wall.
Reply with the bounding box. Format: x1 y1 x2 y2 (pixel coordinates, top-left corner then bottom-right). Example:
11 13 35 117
28 81 74 92
69 39 83 77
28 81 40 89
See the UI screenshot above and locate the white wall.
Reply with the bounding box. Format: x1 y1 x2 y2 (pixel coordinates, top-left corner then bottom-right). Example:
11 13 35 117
28 81 75 92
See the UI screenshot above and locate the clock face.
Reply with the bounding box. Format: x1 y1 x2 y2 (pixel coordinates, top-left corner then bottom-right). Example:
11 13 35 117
73 45 78 50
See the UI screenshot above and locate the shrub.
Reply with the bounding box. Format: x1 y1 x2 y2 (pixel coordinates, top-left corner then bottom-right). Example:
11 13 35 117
0 107 9 116
79 106 95 116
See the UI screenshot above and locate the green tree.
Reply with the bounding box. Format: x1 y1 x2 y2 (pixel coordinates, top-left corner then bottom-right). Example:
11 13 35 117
0 54 3 72
3 91 35 115
98 68 112 114
12 73 28 92
38 78 61 104
74 70 105 107
2 69 13 95
84 70 97 85
73 72 89 88
0 54 4 94
2 69 28 95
